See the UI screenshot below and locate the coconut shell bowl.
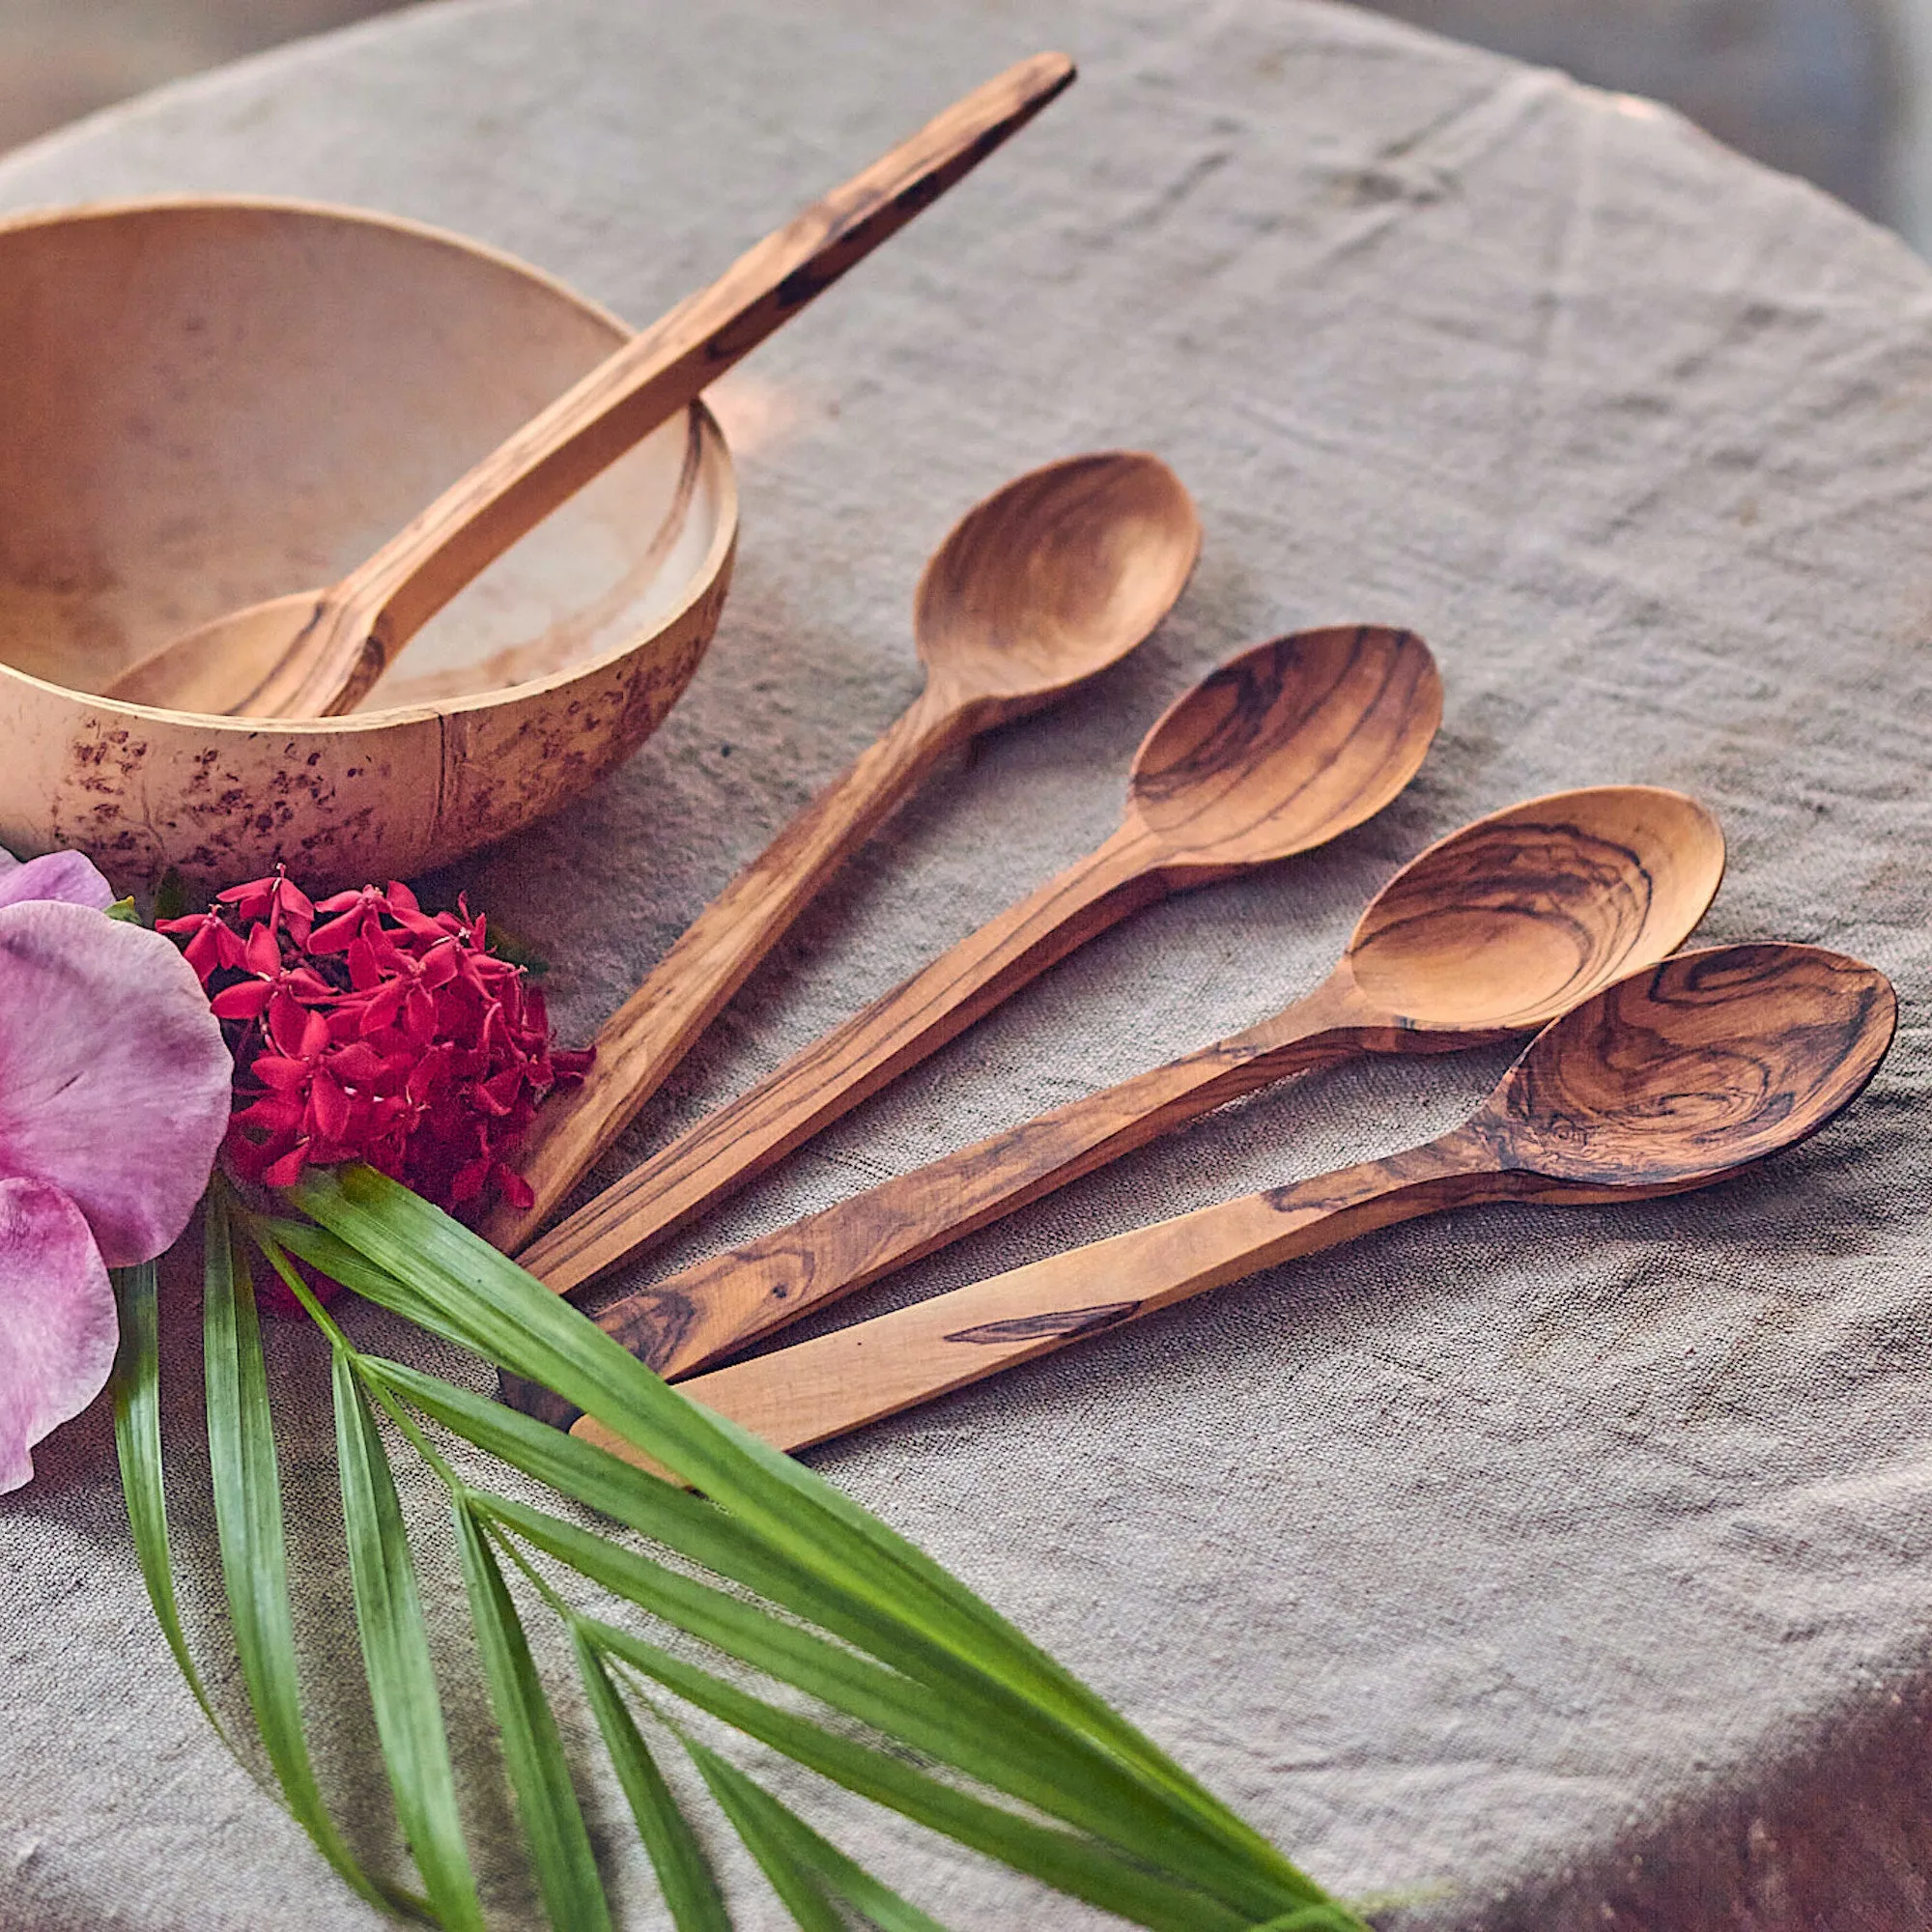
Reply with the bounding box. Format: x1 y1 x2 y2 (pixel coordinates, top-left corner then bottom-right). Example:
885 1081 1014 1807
0 197 738 892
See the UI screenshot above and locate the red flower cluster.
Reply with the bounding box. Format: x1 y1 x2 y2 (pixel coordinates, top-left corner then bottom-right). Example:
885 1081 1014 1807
162 875 589 1218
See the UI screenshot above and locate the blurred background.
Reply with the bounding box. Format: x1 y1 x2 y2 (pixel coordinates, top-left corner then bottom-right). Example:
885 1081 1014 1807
1 0 1929 252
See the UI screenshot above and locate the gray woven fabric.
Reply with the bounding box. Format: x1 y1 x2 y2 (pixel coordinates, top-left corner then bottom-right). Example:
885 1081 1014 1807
1 1 1930 1925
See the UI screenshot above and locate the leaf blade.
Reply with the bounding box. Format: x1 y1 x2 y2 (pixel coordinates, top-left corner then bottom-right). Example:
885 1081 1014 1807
685 1739 845 1932
484 1489 1280 1910
331 1348 487 1931
587 1617 1246 1932
109 1261 220 1734
571 1631 730 1932
288 1173 1323 1912
201 1194 400 1914
683 1741 952 1932
453 1502 613 1932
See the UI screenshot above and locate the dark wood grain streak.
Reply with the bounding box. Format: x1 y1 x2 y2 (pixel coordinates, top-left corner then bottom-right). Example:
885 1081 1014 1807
944 1301 1143 1345
500 785 1721 1428
514 625 1443 1300
572 943 1893 1471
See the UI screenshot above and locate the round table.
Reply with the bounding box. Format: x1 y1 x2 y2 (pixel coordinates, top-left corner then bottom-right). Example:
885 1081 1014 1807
2 3 1929 1926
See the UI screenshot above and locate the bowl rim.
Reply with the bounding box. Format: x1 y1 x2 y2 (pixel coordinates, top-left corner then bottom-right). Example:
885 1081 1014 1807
0 191 740 733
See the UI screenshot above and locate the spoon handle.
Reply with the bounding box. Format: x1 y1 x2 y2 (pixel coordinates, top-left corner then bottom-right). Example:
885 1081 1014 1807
507 977 1397 1421
574 1133 1502 1468
482 684 974 1253
249 51 1077 718
519 825 1169 1294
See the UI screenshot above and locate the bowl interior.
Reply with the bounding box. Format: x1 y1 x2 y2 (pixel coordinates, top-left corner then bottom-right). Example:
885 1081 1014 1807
0 198 730 710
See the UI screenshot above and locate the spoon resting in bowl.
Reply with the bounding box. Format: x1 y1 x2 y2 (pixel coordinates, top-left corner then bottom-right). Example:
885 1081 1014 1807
100 51 1075 719
497 783 1723 1424
578 942 1895 1469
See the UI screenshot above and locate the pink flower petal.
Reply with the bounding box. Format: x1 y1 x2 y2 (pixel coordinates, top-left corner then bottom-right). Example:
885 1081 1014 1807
243 923 281 977
0 902 231 1265
262 1142 309 1188
0 850 116 912
306 908 366 954
210 980 273 1021
0 1177 116 1492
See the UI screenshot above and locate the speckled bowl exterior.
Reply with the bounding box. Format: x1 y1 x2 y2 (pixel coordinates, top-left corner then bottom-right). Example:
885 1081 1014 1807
0 197 738 891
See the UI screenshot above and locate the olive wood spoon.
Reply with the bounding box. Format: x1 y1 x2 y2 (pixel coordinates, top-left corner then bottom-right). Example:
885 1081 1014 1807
590 943 1894 1470
102 51 1075 718
518 624 1443 1296
502 783 1721 1422
480 451 1202 1253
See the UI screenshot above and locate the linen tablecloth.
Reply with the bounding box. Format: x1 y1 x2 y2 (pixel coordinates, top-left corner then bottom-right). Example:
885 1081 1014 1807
2 2 1929 1925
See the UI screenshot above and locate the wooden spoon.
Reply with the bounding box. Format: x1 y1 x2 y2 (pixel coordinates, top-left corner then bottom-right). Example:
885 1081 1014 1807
517 624 1444 1296
100 51 1075 719
481 450 1203 1252
498 784 1722 1421
588 942 1894 1469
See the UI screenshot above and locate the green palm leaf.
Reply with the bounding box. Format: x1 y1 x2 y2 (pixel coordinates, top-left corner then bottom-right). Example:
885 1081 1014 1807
150 1180 1372 1930
681 1742 951 1932
571 1632 731 1932
331 1349 487 1931
685 1741 845 1932
581 1615 1246 1932
361 1373 1285 1925
481 1489 1291 1914
453 1503 613 1932
109 1262 219 1733
200 1193 411 1917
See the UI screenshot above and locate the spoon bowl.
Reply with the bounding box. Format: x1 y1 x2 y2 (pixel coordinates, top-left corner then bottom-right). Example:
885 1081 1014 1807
914 452 1200 706
1126 625 1442 876
108 592 325 715
1484 942 1897 1189
1346 785 1725 1031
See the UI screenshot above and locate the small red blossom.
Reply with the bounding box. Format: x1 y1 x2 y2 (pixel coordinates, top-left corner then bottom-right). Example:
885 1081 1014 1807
163 875 590 1231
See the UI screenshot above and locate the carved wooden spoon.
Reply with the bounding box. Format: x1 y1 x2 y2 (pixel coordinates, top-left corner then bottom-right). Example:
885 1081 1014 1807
480 450 1202 1253
589 943 1894 1467
101 52 1075 718
518 624 1443 1296
500 784 1722 1421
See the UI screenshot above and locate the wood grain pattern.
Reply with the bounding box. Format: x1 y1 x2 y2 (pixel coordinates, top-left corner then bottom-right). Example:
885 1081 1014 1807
0 198 737 891
516 625 1443 1298
480 450 1201 1253
103 52 1076 718
1484 941 1895 1186
578 943 1894 1468
1345 782 1725 1028
501 784 1722 1425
